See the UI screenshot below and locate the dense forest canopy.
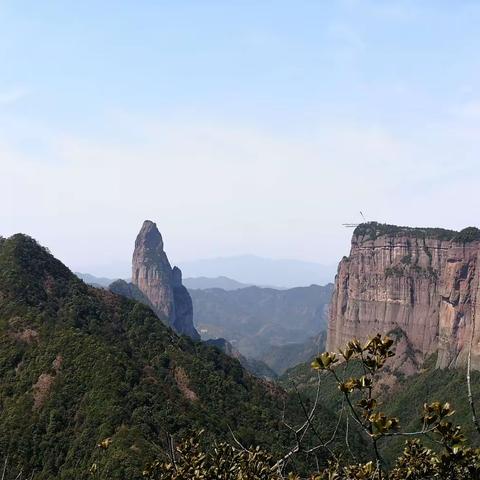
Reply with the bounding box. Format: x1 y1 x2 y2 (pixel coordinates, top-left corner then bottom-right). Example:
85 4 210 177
0 234 359 479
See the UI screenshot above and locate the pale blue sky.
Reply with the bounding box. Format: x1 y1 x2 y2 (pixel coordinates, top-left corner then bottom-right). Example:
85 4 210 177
1 1 480 277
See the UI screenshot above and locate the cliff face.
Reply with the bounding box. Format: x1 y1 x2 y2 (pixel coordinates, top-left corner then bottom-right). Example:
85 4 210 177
131 220 200 340
327 223 480 370
171 266 199 339
132 220 175 320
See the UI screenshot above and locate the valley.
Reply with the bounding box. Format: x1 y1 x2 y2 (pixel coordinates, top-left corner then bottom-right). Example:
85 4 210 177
2 221 480 478
0 232 360 478
190 283 332 372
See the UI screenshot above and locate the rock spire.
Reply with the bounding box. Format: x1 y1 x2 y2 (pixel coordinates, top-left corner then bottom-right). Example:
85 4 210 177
131 220 200 340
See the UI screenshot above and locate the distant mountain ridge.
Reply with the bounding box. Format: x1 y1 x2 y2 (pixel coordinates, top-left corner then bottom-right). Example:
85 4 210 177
191 283 334 370
76 254 337 290
78 269 334 374
74 272 119 287
183 276 251 290
76 273 267 291
179 254 337 288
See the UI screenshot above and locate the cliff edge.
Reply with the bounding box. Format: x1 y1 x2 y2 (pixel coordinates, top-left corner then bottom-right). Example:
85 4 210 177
327 222 480 370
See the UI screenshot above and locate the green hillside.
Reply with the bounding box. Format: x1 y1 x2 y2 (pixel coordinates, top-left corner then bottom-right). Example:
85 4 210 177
280 350 480 465
0 234 356 479
260 331 326 375
381 354 480 461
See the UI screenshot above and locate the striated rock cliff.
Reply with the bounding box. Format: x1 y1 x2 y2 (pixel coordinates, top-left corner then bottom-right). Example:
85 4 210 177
129 220 200 340
171 266 199 339
327 223 480 370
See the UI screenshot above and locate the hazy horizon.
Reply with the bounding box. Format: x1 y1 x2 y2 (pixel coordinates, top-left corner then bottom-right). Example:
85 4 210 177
2 1 480 276
75 252 338 285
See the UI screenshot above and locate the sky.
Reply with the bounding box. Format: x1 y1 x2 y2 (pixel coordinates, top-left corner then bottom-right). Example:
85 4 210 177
1 0 480 277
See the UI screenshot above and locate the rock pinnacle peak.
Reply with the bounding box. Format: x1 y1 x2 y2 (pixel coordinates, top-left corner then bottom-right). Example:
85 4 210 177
131 221 199 340
136 220 164 251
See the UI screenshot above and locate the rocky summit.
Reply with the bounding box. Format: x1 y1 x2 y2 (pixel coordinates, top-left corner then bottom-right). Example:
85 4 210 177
327 222 480 371
115 220 200 340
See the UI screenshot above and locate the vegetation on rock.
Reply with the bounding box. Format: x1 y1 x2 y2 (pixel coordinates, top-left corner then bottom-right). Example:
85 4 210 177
353 222 480 243
453 226 480 243
353 222 461 242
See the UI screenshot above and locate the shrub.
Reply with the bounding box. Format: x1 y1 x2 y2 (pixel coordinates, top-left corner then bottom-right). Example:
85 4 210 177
454 227 480 244
134 334 480 479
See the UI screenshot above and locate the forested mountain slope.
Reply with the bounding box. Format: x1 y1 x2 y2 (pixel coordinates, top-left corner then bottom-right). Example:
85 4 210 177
259 331 326 374
191 284 333 360
280 348 480 463
0 234 356 479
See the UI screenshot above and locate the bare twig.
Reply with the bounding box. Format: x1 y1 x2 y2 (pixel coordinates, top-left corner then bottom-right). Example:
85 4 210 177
345 412 357 461
168 434 177 469
275 372 342 472
467 343 480 435
1 456 8 480
467 276 480 436
227 424 248 452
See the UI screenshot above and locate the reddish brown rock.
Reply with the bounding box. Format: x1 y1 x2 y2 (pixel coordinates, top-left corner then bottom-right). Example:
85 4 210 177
174 366 198 402
32 373 55 410
327 223 480 370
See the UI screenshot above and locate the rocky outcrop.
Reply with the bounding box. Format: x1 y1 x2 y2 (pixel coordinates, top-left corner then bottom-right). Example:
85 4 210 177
132 221 176 321
127 220 200 340
327 223 480 370
109 279 151 305
171 267 199 339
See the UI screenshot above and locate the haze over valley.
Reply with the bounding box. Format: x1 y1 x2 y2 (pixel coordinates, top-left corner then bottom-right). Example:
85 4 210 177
77 246 334 375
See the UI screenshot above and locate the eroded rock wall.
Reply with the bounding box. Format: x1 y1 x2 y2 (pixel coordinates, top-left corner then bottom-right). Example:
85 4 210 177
327 224 480 369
